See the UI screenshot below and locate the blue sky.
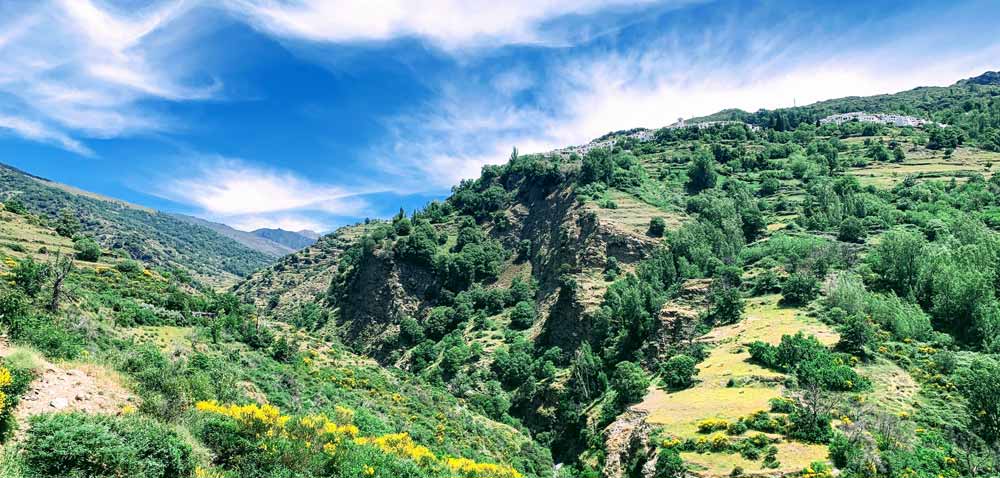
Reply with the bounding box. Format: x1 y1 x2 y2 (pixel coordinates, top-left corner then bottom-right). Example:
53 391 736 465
1 0 998 233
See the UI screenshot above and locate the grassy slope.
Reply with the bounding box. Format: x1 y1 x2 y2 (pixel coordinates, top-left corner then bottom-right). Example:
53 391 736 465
0 213 551 477
0 163 273 287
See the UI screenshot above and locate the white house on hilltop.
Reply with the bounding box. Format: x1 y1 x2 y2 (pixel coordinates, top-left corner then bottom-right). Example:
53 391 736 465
819 112 943 128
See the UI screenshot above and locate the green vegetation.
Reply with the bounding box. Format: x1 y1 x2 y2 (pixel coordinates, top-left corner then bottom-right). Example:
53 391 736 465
0 164 273 286
4 73 1000 477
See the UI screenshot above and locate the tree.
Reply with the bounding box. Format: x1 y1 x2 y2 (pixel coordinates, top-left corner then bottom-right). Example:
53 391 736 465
760 175 780 196
868 228 927 298
686 150 718 193
660 354 698 390
837 217 864 243
509 301 536 329
836 314 877 361
612 361 649 406
648 217 667 237
54 208 81 238
706 280 743 325
74 236 101 262
569 343 607 401
960 359 1000 448
868 143 892 162
48 253 74 312
580 148 614 185
781 272 820 305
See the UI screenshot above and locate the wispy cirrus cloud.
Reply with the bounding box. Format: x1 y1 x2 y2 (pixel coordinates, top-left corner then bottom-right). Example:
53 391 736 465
154 156 373 231
0 115 95 157
0 0 217 155
371 2 1000 190
222 0 677 50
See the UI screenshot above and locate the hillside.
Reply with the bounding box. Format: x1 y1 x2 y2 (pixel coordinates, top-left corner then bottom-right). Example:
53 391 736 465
171 213 300 257
0 164 274 287
0 205 550 478
2 74 1000 478
252 227 319 250
233 75 1000 477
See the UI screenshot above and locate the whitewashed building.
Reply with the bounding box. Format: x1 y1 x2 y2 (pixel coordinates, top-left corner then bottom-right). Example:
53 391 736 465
819 112 942 127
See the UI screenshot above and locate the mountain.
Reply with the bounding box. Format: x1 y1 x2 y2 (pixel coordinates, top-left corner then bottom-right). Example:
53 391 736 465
171 214 299 257
233 73 1000 476
0 199 550 478
251 227 318 250
958 70 1000 86
0 163 273 287
4 72 1000 478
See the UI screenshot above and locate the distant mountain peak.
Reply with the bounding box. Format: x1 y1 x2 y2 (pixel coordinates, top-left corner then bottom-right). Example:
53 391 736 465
957 70 1000 86
251 228 318 251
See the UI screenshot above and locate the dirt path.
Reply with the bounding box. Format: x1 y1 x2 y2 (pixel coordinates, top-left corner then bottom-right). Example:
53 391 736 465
0 337 136 434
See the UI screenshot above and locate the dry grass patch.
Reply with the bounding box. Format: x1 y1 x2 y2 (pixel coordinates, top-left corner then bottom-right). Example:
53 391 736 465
681 441 828 478
585 189 683 238
858 358 918 415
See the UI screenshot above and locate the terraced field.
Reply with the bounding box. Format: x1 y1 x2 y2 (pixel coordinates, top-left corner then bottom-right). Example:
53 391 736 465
848 145 1000 187
636 295 838 476
584 188 685 238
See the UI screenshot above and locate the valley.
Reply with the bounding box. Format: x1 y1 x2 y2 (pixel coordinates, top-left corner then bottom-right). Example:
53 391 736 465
1 73 1000 478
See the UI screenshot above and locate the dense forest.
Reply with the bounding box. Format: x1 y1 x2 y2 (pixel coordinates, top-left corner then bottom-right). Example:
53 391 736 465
1 73 1000 478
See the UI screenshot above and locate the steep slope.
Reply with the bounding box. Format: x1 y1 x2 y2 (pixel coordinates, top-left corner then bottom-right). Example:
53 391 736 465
171 213 297 257
0 163 273 287
0 204 552 478
252 227 319 250
231 73 1000 478
233 224 372 318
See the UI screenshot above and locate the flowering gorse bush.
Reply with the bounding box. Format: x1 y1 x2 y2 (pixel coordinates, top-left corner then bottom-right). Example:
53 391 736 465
195 400 522 478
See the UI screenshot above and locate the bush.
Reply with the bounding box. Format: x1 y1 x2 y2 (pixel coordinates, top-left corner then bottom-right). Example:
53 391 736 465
836 314 877 361
648 217 667 237
686 150 719 193
612 361 649 406
74 236 102 262
21 413 195 478
660 354 698 390
653 447 686 477
781 272 820 305
11 257 48 298
509 301 536 329
837 217 864 243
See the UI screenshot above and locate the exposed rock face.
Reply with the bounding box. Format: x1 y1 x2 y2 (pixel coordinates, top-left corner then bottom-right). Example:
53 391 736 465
603 409 655 478
338 249 439 359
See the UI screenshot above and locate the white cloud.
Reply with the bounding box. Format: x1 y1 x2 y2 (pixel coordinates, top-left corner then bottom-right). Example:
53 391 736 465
0 115 95 157
156 156 373 230
374 18 1000 191
224 214 328 233
0 0 216 153
223 0 669 50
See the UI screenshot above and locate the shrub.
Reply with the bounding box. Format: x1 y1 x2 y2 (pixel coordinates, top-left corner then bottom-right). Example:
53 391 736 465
11 257 47 298
21 413 195 478
0 360 34 438
74 236 102 262
781 272 820 305
509 301 536 329
660 354 698 390
653 447 686 478
612 361 649 406
696 418 730 433
116 260 143 274
787 406 833 443
837 217 864 243
648 217 667 237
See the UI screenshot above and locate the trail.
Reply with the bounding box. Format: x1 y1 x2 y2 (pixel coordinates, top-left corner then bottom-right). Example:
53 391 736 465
0 337 136 435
